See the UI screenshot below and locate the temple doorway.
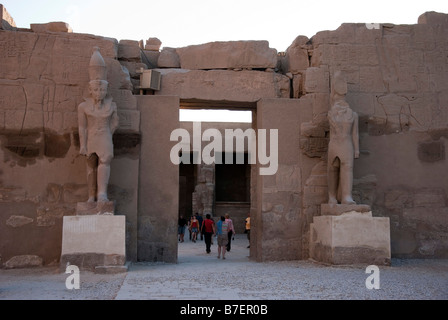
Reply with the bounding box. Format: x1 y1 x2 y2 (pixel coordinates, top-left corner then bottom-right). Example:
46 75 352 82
177 107 254 258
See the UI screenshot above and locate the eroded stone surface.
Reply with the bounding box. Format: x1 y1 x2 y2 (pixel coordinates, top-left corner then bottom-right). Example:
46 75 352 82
5 255 43 269
0 4 16 30
6 215 33 227
1 7 448 266
76 201 115 215
0 30 134 134
30 22 72 33
145 37 161 51
158 47 180 68
154 69 290 101
176 41 278 70
321 204 371 216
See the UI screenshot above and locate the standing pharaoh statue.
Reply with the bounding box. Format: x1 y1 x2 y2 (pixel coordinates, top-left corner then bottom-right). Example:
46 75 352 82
78 47 119 202
327 71 359 205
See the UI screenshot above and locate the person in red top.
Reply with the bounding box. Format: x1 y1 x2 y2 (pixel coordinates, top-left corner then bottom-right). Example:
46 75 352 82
189 215 200 243
201 214 215 254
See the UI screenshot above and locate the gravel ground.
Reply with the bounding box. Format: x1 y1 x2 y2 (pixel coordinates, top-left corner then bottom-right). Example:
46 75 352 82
0 265 126 300
1 235 447 300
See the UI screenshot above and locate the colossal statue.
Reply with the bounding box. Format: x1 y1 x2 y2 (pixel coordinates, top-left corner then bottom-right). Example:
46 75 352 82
78 47 119 202
327 71 359 205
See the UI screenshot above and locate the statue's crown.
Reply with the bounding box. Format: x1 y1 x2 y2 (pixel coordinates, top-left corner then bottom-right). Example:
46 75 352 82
88 47 107 81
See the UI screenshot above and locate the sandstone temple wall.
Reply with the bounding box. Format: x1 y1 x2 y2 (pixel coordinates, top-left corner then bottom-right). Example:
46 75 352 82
0 25 141 266
0 8 447 267
292 13 448 259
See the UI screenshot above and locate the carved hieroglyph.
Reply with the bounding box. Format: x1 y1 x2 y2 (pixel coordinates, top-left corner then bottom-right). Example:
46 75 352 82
327 71 359 204
78 47 119 202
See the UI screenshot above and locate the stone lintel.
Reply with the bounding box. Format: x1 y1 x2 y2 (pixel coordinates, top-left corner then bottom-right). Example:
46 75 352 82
76 201 115 215
321 203 371 216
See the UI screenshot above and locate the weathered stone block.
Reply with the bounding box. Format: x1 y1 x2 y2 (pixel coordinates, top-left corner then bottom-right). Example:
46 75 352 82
6 215 33 227
284 36 310 74
141 50 160 68
107 58 133 91
63 112 78 131
62 184 88 203
303 185 328 205
321 203 372 216
154 69 290 101
300 122 326 137
412 188 446 208
145 37 162 51
60 215 126 270
305 174 327 187
5 255 43 269
403 207 448 228
177 40 278 70
310 213 391 265
300 137 329 158
275 164 301 192
118 40 141 61
346 93 375 117
418 11 448 26
292 74 303 98
158 47 180 68
37 204 75 227
117 110 140 133
76 201 115 215
1 4 16 30
44 132 71 158
109 88 137 110
30 22 72 33
310 93 331 124
304 67 329 93
359 66 386 92
119 61 147 79
384 189 413 209
418 140 445 162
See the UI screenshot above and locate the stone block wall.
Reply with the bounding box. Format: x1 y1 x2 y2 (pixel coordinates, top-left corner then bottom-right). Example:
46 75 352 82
253 99 313 261
154 40 290 101
295 12 448 258
1 8 448 266
0 27 141 267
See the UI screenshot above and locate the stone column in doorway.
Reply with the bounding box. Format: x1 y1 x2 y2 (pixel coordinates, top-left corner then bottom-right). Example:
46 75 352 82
137 95 179 263
253 98 312 261
192 164 215 216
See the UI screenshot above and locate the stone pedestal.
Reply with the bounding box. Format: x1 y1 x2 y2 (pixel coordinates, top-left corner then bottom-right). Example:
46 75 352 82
320 203 371 216
60 202 127 273
76 201 115 215
310 204 391 265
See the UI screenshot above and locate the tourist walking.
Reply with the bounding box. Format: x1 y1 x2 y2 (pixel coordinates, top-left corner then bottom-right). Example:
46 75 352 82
225 214 235 252
196 213 204 240
189 215 200 243
216 216 229 259
245 213 250 248
201 214 215 254
178 215 187 243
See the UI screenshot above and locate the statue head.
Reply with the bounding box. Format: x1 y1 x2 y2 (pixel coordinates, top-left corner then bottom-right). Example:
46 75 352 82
89 80 109 102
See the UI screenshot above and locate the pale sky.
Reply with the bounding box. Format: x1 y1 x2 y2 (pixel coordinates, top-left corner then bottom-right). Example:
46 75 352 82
3 0 448 52
3 0 447 122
